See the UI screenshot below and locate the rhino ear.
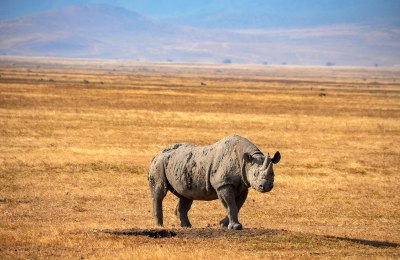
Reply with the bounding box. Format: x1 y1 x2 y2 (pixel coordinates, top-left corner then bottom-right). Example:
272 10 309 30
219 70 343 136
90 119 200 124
243 152 252 163
271 151 281 164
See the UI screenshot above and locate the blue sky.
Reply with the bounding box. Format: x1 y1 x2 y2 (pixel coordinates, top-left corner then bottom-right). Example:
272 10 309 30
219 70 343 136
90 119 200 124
1 0 400 27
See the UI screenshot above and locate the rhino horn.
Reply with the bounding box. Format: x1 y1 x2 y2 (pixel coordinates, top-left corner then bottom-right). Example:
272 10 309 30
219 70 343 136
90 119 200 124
262 154 270 169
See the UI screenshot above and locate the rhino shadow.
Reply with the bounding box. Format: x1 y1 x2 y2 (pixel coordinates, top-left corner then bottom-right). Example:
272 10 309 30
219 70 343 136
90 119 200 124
95 227 399 248
322 235 399 248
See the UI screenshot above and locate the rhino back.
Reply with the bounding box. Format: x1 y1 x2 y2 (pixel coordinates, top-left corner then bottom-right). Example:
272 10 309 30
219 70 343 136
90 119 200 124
165 143 219 200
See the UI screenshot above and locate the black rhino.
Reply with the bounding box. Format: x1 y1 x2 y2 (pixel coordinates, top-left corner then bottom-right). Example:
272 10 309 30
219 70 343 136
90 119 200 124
148 135 280 230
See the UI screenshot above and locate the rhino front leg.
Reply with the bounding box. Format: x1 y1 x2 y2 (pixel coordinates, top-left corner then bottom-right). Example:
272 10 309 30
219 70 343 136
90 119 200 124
174 197 193 227
217 185 242 230
220 188 248 228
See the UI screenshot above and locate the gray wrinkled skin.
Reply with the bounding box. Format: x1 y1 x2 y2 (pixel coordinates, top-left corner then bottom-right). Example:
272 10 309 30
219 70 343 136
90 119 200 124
148 135 281 230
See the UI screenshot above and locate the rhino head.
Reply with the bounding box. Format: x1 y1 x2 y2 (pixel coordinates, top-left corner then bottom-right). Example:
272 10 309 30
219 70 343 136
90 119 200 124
243 151 281 192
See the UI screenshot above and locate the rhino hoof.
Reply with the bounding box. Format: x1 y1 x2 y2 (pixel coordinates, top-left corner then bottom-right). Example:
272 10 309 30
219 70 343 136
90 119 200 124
180 223 192 228
219 218 229 228
228 223 242 230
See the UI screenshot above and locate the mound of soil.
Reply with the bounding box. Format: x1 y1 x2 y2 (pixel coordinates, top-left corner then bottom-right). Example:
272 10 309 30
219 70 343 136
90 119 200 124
97 227 287 239
95 228 400 248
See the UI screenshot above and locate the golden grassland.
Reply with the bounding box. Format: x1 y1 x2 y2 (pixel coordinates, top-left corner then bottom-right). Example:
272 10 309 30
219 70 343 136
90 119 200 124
1 57 400 258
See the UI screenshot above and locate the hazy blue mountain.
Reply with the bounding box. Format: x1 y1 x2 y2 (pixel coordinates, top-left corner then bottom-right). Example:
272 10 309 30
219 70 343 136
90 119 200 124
164 0 400 29
0 3 399 66
0 4 180 58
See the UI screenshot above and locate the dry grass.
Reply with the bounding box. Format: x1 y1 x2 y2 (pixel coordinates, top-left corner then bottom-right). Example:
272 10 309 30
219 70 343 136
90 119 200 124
1 58 399 258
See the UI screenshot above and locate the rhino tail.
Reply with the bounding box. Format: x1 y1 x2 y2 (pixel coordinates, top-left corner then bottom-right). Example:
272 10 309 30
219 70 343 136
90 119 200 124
149 155 170 226
148 155 169 196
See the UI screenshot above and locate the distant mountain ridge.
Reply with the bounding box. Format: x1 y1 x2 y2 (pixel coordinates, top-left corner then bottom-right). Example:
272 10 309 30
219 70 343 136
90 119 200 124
1 3 399 66
0 4 181 59
164 0 400 29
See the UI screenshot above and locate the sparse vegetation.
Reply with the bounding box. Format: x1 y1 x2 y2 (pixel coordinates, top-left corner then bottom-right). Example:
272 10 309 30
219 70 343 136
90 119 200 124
0 58 399 258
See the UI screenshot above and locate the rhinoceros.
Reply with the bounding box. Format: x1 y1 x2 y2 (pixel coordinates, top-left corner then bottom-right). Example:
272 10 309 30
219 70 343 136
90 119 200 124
148 135 280 230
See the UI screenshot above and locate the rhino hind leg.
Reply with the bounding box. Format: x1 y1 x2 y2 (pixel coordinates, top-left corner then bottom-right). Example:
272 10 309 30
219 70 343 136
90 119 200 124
152 194 167 227
148 160 168 227
174 197 193 227
217 185 243 230
219 188 248 228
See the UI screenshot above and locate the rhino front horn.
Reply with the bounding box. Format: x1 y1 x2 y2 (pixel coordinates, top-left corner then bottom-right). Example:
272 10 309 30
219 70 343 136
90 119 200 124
262 155 269 169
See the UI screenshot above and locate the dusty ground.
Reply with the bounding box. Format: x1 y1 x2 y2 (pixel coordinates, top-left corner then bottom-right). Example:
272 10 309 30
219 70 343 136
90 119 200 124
0 57 399 258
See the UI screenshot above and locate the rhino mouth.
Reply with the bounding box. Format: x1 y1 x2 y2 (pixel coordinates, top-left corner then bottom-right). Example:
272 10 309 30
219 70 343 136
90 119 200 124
255 181 274 193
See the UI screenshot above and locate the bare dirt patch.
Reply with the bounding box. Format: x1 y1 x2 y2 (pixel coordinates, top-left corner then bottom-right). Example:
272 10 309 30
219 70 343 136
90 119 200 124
95 227 399 249
96 227 285 239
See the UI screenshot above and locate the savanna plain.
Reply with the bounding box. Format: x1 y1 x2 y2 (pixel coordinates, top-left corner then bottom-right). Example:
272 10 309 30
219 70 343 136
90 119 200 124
0 57 399 258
